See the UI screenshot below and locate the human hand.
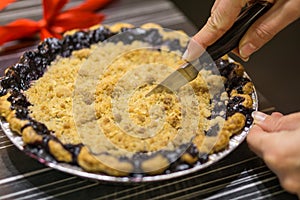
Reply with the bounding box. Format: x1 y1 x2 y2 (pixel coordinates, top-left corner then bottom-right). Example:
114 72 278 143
247 111 300 197
183 0 300 61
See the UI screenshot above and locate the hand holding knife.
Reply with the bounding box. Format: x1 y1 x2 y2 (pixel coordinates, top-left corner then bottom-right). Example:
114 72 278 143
147 1 273 96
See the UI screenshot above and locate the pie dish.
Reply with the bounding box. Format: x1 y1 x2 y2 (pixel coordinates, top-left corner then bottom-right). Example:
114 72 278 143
0 23 257 181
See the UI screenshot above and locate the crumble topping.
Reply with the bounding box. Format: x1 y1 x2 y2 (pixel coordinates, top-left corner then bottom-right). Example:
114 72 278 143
25 41 218 157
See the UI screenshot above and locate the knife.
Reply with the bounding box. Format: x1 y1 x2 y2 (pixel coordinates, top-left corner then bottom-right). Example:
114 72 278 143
146 0 273 96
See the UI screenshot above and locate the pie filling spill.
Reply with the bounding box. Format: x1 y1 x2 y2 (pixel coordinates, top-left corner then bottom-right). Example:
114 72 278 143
0 23 254 177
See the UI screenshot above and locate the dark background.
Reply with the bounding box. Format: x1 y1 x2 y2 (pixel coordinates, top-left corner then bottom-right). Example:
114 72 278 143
171 0 300 114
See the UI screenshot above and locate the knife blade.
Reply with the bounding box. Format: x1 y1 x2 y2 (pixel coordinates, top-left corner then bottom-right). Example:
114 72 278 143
146 0 273 96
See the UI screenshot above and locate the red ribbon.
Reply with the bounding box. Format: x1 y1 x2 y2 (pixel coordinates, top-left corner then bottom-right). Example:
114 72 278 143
0 0 16 11
0 0 112 45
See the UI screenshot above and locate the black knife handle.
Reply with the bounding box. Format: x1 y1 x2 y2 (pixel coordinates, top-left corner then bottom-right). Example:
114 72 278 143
205 1 273 60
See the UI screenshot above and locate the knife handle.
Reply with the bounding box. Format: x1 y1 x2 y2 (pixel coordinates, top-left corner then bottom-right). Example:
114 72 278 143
205 1 273 61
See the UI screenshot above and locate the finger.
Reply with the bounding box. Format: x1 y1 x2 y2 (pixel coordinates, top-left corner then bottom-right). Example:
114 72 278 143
247 124 267 158
270 112 284 118
231 48 249 62
193 0 248 48
252 111 284 127
238 0 300 59
211 0 221 13
252 111 300 132
183 0 248 61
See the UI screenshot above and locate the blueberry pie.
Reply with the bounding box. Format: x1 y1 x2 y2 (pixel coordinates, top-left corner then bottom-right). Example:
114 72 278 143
0 23 255 177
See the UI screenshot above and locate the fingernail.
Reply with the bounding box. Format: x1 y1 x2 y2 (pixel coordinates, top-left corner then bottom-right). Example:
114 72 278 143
241 57 249 62
252 111 267 123
182 38 204 62
239 43 257 59
182 49 190 60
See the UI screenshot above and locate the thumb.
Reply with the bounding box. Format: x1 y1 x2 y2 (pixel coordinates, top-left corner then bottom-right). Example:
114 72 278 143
252 111 300 132
193 0 247 47
183 0 247 61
